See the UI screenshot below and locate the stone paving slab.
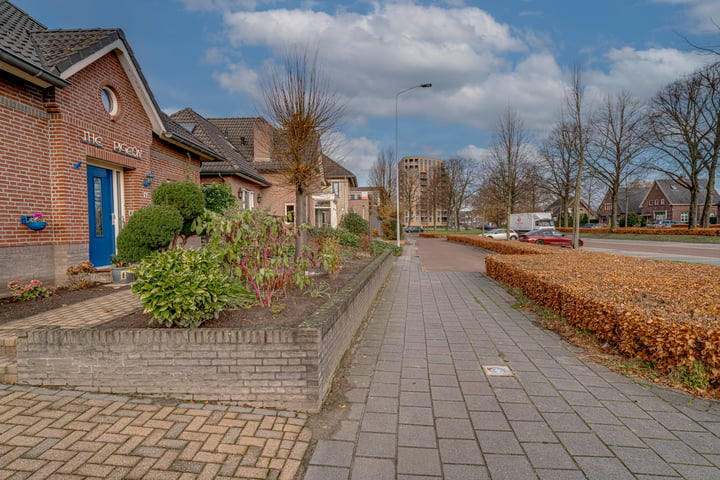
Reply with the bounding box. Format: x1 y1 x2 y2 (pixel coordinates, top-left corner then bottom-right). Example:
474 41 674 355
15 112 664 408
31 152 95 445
0 384 308 479
304 238 720 479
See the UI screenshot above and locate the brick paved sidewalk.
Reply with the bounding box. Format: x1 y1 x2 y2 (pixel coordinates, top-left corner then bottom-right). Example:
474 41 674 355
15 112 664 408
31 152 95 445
0 384 309 479
305 238 720 479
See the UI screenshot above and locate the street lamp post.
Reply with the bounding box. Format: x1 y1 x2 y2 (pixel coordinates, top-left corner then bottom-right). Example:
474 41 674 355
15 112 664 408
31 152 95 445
395 83 432 247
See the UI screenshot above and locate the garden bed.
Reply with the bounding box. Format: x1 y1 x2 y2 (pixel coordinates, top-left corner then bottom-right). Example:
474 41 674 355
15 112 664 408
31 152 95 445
16 251 394 412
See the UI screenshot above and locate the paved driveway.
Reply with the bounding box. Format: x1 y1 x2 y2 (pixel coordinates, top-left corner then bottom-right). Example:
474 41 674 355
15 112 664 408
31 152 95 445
304 237 720 479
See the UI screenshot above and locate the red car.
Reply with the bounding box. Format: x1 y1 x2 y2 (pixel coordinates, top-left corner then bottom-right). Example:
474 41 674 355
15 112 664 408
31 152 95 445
519 229 583 247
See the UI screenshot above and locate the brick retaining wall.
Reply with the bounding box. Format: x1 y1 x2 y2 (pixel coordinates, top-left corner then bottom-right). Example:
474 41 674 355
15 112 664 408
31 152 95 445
16 251 393 412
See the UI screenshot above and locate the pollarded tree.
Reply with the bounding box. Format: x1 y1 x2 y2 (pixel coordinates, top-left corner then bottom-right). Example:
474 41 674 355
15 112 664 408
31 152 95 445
261 47 344 257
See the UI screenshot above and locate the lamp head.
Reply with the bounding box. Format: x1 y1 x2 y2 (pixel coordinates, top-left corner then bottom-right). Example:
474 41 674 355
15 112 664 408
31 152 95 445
420 83 432 88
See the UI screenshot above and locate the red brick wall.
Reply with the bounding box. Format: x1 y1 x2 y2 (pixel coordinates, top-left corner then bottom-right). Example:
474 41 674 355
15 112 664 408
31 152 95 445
1 51 202 291
0 71 52 248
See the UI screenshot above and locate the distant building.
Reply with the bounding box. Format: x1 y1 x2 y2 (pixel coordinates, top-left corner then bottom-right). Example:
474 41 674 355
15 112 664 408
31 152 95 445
400 156 448 228
639 179 718 224
597 184 651 225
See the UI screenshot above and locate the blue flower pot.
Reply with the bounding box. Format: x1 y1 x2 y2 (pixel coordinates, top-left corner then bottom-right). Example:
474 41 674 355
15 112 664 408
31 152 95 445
26 222 46 231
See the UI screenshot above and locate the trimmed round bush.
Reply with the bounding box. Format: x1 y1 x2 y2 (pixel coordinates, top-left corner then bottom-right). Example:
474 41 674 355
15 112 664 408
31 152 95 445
340 211 370 236
152 181 205 235
116 205 183 263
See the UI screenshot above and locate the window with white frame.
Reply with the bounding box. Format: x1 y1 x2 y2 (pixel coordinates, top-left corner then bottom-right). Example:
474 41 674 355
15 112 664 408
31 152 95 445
660 199 665 205
285 204 295 223
238 189 254 210
604 203 611 210
332 181 340 196
680 211 689 223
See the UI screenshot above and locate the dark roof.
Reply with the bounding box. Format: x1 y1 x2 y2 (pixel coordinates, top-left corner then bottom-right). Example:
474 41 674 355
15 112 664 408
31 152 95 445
34 28 121 75
0 0 45 64
207 117 259 161
618 186 651 213
171 109 270 186
0 1 220 159
159 111 221 160
655 179 719 205
322 154 357 187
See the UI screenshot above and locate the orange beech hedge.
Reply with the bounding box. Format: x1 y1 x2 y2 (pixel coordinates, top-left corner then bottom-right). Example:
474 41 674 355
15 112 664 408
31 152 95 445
445 234 556 255
483 249 720 385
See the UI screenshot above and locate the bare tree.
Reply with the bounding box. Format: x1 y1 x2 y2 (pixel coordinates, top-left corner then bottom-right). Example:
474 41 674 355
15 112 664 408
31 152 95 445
695 62 720 227
261 47 344 256
538 121 578 227
368 146 396 220
647 72 707 229
399 165 421 229
485 108 532 238
566 68 589 248
445 157 477 230
422 163 450 229
586 91 648 229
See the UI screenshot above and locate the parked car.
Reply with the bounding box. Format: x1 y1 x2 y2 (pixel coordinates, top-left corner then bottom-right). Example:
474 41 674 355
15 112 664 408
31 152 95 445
405 226 423 233
481 228 519 240
647 219 677 228
580 223 602 229
519 229 583 247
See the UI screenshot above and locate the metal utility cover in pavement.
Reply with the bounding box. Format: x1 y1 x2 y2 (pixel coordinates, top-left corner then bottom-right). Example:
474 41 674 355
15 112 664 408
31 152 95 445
483 365 513 376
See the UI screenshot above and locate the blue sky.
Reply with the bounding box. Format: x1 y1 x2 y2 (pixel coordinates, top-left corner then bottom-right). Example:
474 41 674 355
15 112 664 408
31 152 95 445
13 0 720 185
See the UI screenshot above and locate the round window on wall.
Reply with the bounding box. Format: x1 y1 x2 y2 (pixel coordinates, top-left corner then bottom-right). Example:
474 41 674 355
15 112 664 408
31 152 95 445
101 86 119 116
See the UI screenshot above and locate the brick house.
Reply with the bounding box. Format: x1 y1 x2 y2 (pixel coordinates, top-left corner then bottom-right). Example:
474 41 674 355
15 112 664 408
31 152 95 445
1 1 361 294
546 197 593 224
597 184 651 225
197 116 357 228
640 179 719 224
0 1 221 289
169 108 271 207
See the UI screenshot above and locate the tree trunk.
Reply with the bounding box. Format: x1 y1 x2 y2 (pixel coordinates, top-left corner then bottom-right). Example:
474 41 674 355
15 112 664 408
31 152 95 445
701 161 717 228
294 186 307 262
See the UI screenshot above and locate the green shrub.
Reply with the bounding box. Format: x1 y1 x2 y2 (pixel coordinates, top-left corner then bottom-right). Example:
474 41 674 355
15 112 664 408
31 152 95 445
369 240 401 256
116 205 183 263
200 209 311 307
132 248 252 328
339 212 370 236
337 228 359 247
152 181 205 237
202 183 237 214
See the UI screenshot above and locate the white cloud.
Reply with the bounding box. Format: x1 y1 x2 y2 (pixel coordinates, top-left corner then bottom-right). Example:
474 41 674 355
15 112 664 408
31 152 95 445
207 1 718 165
586 47 708 101
652 0 720 33
323 132 379 186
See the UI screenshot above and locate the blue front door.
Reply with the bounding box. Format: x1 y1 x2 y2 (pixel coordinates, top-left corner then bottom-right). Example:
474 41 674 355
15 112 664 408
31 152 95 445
87 165 115 267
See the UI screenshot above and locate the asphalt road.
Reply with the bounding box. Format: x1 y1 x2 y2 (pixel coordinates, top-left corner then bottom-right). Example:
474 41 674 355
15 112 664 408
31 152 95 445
582 238 720 266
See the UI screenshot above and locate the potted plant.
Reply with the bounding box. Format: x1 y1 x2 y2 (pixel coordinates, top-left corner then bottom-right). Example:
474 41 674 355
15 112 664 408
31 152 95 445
110 254 135 284
20 213 47 231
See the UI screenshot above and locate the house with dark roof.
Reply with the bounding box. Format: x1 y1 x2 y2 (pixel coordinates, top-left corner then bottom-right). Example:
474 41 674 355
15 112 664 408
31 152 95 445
639 179 719 224
202 117 358 228
597 184 652 225
170 108 271 208
0 0 221 289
